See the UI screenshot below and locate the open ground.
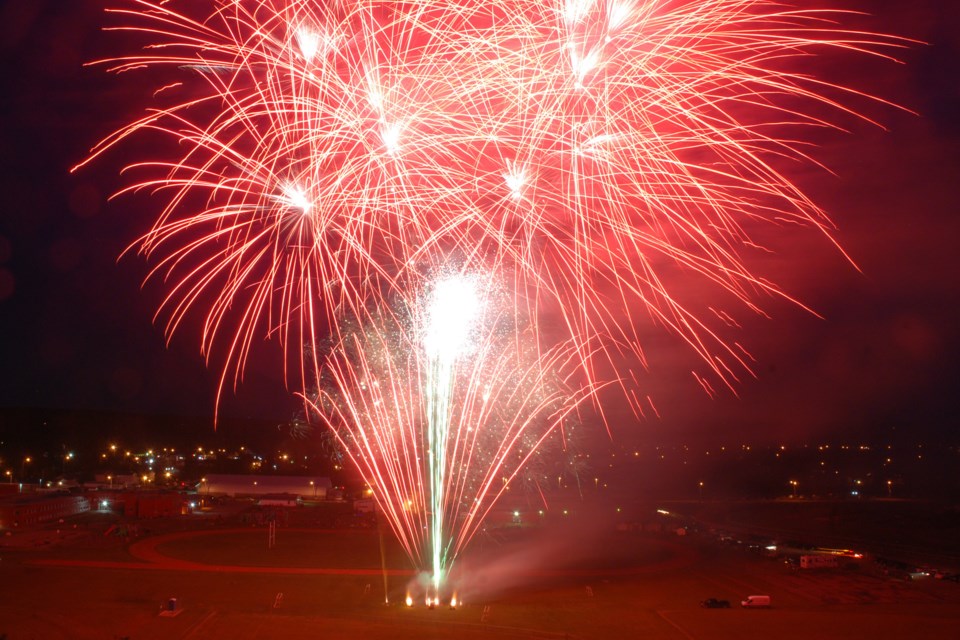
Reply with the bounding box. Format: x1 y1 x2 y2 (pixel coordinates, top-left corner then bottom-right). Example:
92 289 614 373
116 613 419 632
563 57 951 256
2 502 959 639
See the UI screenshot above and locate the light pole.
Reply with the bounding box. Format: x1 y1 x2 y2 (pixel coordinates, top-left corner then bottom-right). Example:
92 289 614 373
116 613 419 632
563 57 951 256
789 480 798 498
698 481 704 501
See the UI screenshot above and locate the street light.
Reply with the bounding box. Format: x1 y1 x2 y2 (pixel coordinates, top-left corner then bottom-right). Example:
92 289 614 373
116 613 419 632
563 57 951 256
698 481 704 501
789 480 798 498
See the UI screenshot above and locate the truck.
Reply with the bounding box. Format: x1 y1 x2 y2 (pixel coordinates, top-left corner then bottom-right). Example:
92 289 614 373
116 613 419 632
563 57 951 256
741 595 771 608
800 554 839 569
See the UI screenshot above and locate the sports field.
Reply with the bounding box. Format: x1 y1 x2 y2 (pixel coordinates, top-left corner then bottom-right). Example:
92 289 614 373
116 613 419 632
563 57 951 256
2 508 960 639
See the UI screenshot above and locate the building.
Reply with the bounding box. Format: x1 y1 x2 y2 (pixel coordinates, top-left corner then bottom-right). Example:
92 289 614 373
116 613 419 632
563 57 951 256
197 474 332 500
0 494 90 528
108 491 185 518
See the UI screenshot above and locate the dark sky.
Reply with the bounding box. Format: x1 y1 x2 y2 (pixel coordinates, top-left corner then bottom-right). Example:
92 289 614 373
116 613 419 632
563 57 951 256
0 1 957 445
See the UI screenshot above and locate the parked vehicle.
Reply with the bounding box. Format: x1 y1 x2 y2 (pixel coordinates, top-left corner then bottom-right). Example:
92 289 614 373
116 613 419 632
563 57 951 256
800 554 839 569
700 598 731 608
741 595 771 608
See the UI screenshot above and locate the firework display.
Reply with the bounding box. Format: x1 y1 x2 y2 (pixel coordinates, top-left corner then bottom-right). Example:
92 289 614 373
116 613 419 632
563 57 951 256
311 274 595 594
83 0 904 590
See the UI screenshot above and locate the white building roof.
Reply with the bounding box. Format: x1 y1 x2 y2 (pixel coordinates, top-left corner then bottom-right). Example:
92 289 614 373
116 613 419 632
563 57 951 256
198 474 332 497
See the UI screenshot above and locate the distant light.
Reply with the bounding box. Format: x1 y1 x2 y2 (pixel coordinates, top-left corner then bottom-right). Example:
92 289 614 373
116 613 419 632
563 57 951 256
657 509 670 515
405 595 413 607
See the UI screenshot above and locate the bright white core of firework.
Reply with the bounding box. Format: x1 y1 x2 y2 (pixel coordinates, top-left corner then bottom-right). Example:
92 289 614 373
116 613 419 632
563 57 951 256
423 276 481 359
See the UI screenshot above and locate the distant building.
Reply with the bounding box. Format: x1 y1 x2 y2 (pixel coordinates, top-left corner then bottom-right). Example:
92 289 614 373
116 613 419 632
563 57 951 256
197 474 332 500
0 494 90 528
0 484 23 497
93 473 141 489
109 491 185 518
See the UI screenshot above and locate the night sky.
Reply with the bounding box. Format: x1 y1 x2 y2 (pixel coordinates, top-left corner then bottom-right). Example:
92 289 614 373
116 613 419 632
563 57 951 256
1 1 957 446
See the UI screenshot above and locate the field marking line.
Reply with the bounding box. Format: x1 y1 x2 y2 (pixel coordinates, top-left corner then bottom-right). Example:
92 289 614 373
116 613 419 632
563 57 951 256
655 609 697 640
182 609 218 639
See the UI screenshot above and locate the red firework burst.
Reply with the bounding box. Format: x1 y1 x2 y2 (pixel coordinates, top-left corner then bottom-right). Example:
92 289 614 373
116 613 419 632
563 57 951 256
78 0 907 415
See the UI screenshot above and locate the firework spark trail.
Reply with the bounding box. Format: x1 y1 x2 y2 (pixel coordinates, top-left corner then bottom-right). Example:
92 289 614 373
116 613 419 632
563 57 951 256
422 277 482 589
310 275 599 587
79 1 908 409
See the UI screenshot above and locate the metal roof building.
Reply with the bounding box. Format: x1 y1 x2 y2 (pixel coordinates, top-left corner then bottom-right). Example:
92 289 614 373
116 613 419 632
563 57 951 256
197 474 332 499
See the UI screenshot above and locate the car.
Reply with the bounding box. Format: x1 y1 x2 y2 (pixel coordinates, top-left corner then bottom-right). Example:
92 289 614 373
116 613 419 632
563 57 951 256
700 598 731 608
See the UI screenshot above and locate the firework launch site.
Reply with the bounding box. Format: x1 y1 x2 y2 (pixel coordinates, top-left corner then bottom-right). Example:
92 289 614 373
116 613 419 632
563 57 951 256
2 491 959 639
